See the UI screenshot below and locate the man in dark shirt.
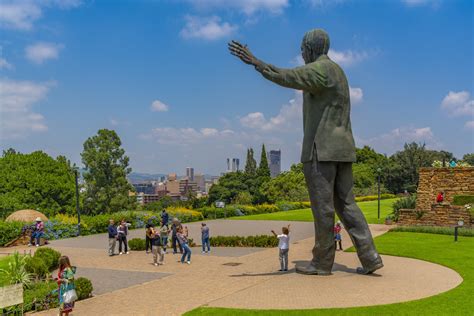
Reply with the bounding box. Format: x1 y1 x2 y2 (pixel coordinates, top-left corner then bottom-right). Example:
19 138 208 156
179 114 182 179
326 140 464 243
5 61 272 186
171 218 183 254
108 219 118 256
161 209 169 226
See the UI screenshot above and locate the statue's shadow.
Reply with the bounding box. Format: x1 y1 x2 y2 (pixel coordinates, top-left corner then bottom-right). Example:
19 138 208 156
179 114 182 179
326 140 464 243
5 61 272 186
229 260 381 277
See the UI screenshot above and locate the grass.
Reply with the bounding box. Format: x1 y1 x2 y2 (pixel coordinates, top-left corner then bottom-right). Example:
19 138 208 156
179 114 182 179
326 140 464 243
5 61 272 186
231 198 398 224
0 255 13 286
185 232 473 316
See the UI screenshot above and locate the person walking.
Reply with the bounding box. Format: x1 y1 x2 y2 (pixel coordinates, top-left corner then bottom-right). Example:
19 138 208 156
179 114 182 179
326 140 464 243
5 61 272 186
56 256 76 316
159 221 170 254
29 217 44 247
151 227 165 266
108 219 118 256
177 227 191 264
161 209 169 226
334 221 343 251
171 218 183 254
145 223 153 254
201 223 210 254
271 224 290 272
117 220 129 255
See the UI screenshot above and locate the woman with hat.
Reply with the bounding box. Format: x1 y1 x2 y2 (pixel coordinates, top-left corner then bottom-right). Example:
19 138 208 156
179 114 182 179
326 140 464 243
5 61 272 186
29 217 44 247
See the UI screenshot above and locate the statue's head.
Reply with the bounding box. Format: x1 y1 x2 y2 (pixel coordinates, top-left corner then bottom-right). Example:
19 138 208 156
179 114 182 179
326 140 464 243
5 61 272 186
301 29 330 64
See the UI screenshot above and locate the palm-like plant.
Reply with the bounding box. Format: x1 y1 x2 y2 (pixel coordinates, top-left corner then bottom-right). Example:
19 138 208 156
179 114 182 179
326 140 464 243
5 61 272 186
0 251 32 288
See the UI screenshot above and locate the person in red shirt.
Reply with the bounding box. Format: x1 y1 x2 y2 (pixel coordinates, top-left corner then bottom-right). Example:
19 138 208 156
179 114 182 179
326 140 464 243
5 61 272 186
436 192 444 203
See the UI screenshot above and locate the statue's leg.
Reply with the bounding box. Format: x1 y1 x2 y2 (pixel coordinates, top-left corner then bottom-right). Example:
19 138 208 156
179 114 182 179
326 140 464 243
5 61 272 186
302 157 337 273
333 162 383 270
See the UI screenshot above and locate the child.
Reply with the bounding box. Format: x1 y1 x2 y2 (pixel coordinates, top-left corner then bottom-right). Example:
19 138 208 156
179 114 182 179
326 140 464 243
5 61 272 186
334 221 343 251
271 224 290 272
177 227 191 264
151 227 165 266
201 223 210 254
159 221 170 254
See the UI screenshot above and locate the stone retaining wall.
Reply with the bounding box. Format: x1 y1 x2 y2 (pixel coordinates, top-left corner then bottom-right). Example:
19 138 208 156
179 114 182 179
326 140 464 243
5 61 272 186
399 204 472 227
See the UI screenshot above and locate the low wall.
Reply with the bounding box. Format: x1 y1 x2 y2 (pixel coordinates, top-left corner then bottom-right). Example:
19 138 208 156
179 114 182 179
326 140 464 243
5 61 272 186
399 204 472 227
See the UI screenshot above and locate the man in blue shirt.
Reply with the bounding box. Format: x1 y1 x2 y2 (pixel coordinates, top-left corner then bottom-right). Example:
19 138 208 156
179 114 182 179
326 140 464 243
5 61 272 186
108 219 118 256
161 209 169 226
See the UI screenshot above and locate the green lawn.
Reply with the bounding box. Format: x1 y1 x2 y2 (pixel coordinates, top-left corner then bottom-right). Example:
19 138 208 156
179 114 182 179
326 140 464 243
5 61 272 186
185 232 473 316
0 255 12 286
231 198 398 224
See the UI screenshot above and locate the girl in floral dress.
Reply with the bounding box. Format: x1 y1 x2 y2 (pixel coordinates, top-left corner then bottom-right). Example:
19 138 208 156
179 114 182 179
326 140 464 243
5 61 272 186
57 256 76 316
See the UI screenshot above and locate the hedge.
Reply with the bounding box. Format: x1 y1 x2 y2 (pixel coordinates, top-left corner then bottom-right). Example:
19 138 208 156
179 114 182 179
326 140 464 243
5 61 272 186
210 235 278 247
390 225 474 237
0 221 23 246
354 194 396 202
452 195 474 206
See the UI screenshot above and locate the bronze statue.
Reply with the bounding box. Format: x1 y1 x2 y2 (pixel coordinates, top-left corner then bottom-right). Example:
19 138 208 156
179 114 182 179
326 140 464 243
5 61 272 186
229 29 383 275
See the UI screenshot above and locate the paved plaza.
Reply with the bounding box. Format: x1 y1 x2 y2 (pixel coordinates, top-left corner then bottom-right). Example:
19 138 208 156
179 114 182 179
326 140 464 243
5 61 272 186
3 220 462 315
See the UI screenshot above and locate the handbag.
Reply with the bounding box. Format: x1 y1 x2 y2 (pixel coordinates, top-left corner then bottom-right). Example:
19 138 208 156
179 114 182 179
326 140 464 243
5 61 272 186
63 288 78 304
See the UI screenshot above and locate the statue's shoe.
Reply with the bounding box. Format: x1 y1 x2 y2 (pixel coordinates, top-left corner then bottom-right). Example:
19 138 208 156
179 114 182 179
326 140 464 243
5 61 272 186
295 263 331 276
356 262 384 275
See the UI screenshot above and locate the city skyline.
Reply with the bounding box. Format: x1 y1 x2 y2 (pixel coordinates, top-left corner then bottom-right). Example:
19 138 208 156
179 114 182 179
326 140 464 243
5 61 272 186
0 0 472 175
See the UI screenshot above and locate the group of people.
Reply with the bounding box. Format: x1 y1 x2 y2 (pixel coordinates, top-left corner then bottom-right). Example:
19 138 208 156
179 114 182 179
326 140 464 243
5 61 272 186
107 219 131 256
106 209 212 267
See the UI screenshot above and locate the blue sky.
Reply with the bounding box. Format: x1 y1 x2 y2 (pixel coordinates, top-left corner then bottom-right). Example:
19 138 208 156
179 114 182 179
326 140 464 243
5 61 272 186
0 0 473 175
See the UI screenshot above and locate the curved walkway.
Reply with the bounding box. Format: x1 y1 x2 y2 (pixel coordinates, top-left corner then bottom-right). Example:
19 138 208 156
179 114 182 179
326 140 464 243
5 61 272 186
25 221 461 315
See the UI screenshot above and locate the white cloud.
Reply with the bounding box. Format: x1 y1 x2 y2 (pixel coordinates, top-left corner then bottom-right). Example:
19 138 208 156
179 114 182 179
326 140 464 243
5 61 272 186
350 86 363 104
142 127 235 145
328 49 369 67
185 0 289 15
401 0 441 7
25 42 63 64
180 15 237 40
465 121 474 130
356 126 441 155
0 0 81 31
441 91 474 117
150 100 169 112
240 91 302 131
0 78 53 139
0 57 13 69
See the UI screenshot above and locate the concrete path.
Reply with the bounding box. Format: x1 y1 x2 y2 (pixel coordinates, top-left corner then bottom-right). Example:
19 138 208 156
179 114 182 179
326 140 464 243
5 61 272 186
29 222 462 316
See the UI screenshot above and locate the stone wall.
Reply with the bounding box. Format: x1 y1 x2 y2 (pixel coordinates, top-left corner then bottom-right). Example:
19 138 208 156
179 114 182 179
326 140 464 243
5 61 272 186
416 167 474 212
398 167 474 227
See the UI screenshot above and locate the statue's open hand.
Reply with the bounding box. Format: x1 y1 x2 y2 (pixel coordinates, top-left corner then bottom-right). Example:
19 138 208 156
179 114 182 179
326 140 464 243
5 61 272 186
228 40 257 66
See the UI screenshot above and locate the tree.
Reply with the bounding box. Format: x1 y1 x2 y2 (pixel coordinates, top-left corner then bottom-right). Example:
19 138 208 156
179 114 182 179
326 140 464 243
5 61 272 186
462 153 474 166
208 172 249 204
257 144 271 178
261 163 308 202
244 148 257 175
81 129 135 214
0 150 76 217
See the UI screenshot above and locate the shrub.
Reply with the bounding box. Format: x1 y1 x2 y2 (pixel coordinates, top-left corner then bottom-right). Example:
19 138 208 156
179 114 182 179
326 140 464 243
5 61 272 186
24 256 49 280
128 238 146 251
209 235 278 247
390 225 474 237
391 194 417 221
23 281 58 312
0 252 32 288
75 277 93 300
0 221 23 246
33 247 61 272
452 195 474 206
355 194 396 202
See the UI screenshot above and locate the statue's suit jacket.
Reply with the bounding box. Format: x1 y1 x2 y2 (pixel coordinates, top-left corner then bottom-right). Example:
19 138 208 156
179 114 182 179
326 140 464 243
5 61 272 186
256 55 356 163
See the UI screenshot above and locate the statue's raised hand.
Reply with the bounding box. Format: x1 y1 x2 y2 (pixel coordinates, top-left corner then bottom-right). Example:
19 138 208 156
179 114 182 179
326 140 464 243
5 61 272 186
228 40 257 66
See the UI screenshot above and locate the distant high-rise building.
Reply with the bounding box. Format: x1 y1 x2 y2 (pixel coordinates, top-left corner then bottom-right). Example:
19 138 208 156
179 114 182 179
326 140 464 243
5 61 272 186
194 174 205 192
168 173 177 181
232 158 240 172
268 150 281 178
186 167 194 181
133 183 155 195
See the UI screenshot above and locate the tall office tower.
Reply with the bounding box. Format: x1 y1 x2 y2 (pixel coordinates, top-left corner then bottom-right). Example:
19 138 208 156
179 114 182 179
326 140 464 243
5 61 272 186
226 158 231 172
186 167 194 181
194 174 205 192
268 150 281 178
232 158 240 171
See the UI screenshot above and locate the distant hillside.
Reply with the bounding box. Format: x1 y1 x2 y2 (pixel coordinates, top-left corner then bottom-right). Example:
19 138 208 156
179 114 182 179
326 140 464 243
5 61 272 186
127 172 166 184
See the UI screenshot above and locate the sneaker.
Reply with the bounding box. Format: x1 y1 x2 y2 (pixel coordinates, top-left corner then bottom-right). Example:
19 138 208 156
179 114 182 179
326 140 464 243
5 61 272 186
278 269 283 272
28 243 32 247
154 263 158 266
126 252 130 254
35 244 39 247
202 251 205 254
284 269 288 271
187 261 191 265
160 262 165 265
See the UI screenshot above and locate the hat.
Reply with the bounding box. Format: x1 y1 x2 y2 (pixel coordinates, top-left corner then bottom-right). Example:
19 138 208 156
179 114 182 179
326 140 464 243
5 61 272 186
35 217 42 222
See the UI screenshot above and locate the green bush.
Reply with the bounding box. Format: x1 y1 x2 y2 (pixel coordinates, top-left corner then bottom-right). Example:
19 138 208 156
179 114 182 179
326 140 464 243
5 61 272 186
0 221 23 246
75 277 93 300
33 247 61 272
24 256 49 280
128 238 146 251
209 235 278 247
355 194 396 202
452 195 474 206
390 225 474 237
391 194 417 221
23 281 58 312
